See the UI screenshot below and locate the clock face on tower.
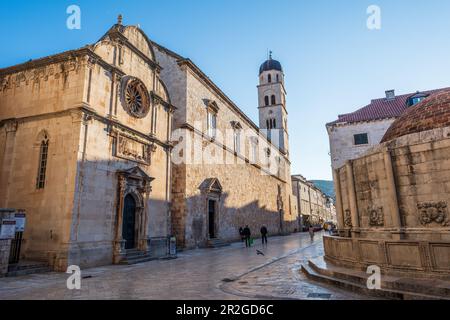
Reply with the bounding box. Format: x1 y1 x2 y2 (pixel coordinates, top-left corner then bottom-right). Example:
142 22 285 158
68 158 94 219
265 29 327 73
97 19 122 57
120 76 151 118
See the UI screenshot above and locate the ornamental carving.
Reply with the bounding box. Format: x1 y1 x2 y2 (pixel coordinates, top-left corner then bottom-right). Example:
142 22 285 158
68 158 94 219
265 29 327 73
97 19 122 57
120 76 151 118
368 207 384 227
116 133 151 165
0 56 84 93
417 202 449 226
344 210 352 227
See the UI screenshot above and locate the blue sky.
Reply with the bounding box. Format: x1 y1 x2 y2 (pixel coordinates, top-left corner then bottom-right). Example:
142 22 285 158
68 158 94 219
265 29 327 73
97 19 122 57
2 0 450 180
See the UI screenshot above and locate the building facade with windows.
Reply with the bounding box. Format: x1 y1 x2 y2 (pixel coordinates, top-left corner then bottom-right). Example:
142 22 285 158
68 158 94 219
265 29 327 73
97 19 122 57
154 44 297 249
292 175 336 230
0 18 298 268
326 88 448 170
0 21 175 270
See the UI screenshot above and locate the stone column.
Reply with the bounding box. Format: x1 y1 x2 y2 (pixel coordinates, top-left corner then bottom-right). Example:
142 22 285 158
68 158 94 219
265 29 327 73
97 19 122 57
383 148 403 240
332 169 345 235
140 183 152 252
345 161 360 237
113 175 127 263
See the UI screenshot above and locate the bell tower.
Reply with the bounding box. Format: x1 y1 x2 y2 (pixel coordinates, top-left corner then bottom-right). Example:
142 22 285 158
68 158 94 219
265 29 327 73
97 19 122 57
258 52 289 156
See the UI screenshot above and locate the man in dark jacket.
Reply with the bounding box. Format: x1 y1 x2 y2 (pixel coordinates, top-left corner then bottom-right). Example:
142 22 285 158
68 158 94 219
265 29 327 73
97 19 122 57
260 226 268 246
243 225 251 247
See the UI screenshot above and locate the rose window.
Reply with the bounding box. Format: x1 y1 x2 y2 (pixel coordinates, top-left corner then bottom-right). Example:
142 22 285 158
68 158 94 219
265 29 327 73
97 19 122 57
121 77 151 118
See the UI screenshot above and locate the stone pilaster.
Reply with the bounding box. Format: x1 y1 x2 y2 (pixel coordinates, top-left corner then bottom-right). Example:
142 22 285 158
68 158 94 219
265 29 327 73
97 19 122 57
332 169 345 235
0 120 18 208
345 160 360 237
383 147 404 240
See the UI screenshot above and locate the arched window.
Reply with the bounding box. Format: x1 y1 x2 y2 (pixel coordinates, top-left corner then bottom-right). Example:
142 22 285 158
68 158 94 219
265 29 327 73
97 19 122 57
268 74 272 83
271 95 276 105
276 74 279 82
264 96 269 106
36 133 49 189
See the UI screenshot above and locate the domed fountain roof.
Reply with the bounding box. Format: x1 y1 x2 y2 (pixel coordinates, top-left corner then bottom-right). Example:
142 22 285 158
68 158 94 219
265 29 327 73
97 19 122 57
381 89 450 142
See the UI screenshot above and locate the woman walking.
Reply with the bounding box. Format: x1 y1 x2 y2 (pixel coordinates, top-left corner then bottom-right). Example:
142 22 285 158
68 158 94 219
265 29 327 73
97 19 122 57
309 225 315 241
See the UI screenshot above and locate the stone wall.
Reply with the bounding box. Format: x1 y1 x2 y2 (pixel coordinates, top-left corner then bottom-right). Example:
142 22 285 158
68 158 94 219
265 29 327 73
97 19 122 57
0 114 81 268
324 235 450 277
0 239 11 276
327 119 395 169
154 44 297 248
0 25 173 270
67 116 171 268
334 126 450 242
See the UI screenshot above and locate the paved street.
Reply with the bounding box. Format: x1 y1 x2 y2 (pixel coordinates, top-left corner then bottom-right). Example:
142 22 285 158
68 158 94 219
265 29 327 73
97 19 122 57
0 232 367 300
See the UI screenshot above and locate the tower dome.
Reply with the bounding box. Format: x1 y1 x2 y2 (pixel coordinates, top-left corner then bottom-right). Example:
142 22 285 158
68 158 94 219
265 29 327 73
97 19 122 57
381 89 450 142
259 53 283 75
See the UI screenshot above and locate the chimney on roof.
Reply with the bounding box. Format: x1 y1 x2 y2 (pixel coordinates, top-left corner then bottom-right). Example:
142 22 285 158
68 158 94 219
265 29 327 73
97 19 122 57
385 89 395 100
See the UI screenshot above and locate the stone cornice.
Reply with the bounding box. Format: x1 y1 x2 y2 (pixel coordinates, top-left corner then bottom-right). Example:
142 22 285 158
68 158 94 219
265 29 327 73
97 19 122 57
0 47 126 79
105 28 162 73
178 59 259 130
177 59 290 162
0 48 89 76
151 92 177 113
325 117 397 130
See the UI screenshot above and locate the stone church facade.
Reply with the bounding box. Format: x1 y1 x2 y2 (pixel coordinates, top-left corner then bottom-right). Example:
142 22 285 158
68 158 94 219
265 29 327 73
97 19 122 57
0 18 296 269
154 46 296 249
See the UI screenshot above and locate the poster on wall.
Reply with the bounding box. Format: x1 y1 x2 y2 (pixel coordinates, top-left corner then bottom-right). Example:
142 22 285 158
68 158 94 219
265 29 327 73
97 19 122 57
0 219 16 239
14 211 26 232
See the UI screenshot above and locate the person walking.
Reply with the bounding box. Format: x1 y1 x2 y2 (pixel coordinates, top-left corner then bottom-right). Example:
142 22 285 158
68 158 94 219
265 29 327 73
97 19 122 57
309 225 315 241
243 225 251 248
260 225 268 246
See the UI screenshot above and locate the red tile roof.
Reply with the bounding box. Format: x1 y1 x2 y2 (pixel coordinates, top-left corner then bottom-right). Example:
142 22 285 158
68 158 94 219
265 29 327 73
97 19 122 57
326 88 450 126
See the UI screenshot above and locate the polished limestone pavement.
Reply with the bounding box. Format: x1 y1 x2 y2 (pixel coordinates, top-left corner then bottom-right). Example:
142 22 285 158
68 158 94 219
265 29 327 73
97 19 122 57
0 232 367 300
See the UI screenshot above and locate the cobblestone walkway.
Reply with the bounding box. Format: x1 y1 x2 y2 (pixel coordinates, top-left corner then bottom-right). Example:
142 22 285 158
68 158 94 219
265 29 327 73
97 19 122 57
0 233 368 300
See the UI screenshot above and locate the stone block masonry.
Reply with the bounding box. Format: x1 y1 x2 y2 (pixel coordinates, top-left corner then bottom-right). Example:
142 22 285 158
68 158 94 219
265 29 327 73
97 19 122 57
0 239 11 276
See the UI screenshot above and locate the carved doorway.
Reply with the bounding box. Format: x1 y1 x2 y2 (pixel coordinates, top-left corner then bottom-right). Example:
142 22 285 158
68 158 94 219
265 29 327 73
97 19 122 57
122 194 137 250
208 199 216 239
113 166 154 264
199 178 223 241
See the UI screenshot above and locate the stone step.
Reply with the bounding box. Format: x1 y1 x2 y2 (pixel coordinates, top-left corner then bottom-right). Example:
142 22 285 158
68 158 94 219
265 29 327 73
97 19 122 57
125 250 147 259
6 266 51 277
301 259 448 300
307 257 450 299
119 256 154 265
119 251 160 265
207 239 230 248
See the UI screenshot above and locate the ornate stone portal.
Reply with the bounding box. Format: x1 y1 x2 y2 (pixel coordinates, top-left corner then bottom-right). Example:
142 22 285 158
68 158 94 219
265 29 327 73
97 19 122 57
199 178 223 242
113 166 154 264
